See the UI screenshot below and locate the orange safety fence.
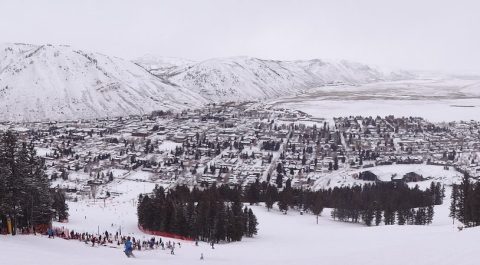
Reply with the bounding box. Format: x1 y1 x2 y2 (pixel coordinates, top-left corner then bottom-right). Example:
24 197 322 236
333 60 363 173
138 225 194 241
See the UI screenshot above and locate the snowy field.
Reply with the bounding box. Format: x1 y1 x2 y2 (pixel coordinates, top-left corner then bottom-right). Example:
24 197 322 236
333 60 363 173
2 166 480 265
313 164 463 189
2 198 480 265
269 78 480 122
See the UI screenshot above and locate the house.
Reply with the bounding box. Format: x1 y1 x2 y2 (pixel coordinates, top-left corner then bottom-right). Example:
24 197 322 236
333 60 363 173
403 172 424 182
392 172 424 183
357 171 379 181
131 131 150 138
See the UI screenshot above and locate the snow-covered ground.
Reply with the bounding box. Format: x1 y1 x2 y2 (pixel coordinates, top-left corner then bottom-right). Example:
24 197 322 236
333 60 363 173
2 165 480 265
269 78 480 122
313 164 463 189
2 200 480 265
158 140 183 152
273 98 480 122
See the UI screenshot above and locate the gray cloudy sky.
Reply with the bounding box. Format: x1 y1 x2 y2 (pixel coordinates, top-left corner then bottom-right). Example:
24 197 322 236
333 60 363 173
1 0 479 74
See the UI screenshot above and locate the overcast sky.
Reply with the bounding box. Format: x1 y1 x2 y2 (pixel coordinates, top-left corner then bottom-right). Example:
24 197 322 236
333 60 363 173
0 0 479 74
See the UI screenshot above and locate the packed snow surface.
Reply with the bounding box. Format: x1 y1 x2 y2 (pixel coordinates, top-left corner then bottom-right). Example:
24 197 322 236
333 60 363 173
2 166 480 265
2 202 480 265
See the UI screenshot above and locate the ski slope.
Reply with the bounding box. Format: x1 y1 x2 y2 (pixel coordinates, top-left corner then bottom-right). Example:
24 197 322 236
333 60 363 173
2 200 480 265
2 167 480 265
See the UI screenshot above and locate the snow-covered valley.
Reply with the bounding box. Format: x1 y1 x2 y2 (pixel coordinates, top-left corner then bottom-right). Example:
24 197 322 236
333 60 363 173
268 78 480 122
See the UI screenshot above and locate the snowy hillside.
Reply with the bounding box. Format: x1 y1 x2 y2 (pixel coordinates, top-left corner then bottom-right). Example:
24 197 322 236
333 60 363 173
3 173 480 265
0 43 414 121
134 54 196 77
0 43 205 121
136 56 414 101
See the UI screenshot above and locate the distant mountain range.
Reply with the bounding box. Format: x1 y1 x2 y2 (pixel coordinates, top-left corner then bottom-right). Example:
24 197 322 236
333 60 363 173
0 43 413 121
134 55 414 101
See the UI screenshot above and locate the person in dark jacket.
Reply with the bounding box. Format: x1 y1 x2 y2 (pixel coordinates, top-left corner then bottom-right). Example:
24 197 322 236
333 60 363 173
47 228 54 239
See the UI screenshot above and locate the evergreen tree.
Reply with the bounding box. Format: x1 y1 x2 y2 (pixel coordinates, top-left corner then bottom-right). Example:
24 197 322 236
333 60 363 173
0 132 61 234
264 184 277 211
278 188 293 214
247 208 258 237
374 208 382 226
426 205 434 225
363 207 374 226
246 180 261 205
450 184 459 224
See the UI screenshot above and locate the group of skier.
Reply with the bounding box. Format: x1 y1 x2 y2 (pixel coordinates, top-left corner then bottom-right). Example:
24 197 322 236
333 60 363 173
43 226 207 259
123 236 185 257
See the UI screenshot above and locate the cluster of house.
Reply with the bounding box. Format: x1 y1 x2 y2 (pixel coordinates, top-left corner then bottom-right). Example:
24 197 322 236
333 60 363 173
336 115 480 179
2 103 479 196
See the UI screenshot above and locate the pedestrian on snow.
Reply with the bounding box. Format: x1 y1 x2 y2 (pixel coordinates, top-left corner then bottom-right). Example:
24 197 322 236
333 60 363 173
124 236 133 257
47 228 54 239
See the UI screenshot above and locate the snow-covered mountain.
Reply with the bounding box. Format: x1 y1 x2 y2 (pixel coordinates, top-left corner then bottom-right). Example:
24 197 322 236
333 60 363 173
136 56 414 101
0 43 414 121
134 54 196 77
0 43 205 121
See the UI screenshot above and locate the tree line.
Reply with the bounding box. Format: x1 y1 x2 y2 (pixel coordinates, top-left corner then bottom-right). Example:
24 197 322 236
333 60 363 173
245 179 444 226
0 131 68 234
450 173 480 227
137 184 258 243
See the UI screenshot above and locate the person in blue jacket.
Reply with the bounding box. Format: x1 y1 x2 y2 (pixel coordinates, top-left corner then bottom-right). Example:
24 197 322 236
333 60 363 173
124 236 134 257
47 228 54 239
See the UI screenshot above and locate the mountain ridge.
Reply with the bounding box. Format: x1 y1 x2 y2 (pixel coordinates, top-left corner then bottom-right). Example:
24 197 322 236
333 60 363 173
135 55 414 101
0 42 413 121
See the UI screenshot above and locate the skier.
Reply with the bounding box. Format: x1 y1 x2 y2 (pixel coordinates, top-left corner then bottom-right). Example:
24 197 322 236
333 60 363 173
124 236 134 258
149 238 155 249
47 228 54 239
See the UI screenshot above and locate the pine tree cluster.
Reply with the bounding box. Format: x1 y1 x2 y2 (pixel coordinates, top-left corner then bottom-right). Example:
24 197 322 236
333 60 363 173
0 131 68 233
246 179 442 226
328 182 441 226
450 173 480 227
138 184 258 243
